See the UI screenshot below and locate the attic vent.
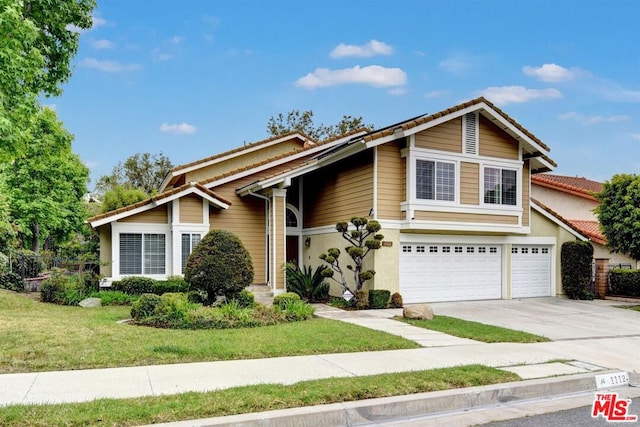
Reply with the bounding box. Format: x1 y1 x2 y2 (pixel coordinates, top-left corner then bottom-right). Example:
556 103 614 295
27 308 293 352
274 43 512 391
463 112 478 155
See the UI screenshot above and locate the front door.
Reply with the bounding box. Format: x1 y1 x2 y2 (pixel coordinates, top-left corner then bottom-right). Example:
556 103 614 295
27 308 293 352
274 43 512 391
286 235 299 265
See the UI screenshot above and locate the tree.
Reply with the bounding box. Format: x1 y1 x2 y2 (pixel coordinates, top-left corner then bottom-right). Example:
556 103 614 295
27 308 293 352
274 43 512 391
0 0 96 161
1 107 89 253
100 185 148 213
266 110 373 141
595 174 640 261
95 152 173 195
319 217 384 293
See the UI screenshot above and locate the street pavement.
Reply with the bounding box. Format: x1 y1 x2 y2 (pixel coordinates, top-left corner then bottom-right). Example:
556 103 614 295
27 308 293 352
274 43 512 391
1 297 639 426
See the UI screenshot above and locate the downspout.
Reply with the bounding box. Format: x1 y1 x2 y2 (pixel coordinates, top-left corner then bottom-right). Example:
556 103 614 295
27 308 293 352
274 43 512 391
247 190 271 289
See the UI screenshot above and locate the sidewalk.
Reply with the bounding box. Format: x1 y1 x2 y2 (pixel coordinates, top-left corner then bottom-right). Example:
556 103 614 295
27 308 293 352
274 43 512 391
0 305 613 407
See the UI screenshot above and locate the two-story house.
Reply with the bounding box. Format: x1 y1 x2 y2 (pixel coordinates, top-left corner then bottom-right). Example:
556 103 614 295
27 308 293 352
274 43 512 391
89 97 588 303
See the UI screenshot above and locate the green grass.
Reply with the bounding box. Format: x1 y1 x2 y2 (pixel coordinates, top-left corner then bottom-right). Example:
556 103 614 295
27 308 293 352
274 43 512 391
618 305 640 312
0 290 419 373
399 315 550 343
0 365 520 426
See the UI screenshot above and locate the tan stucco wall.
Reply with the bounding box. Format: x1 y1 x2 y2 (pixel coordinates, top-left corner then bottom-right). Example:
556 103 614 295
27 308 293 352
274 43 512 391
532 185 599 221
98 224 112 278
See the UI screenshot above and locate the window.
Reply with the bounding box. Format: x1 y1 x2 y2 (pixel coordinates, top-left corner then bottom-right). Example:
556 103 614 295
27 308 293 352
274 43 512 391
512 247 518 254
417 245 426 253
479 247 486 253
428 246 437 253
119 233 166 275
442 246 451 253
181 233 202 273
484 167 517 205
402 245 412 253
489 247 498 253
286 208 298 228
467 247 474 253
454 246 463 253
416 159 455 201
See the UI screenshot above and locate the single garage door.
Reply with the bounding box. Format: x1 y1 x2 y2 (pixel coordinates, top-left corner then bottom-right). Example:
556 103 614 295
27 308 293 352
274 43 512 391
399 243 502 303
511 245 551 298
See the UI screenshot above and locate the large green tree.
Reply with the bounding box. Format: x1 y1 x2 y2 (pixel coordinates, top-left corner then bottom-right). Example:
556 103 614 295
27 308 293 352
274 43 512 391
2 108 89 253
95 152 173 196
595 174 640 261
0 0 95 160
266 110 373 141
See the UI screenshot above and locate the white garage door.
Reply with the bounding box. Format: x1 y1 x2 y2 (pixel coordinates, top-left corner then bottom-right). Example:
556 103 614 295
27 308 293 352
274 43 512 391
511 245 551 298
399 243 502 303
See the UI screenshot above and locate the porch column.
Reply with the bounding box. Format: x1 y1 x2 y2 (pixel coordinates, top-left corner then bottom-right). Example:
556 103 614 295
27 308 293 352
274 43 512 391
594 258 610 299
270 188 287 294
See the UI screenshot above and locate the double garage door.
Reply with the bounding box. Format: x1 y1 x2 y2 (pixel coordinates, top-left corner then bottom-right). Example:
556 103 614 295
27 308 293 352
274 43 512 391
399 243 551 303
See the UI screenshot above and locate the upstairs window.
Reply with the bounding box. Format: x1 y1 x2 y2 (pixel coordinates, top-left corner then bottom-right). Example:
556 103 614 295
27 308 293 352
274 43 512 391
484 167 517 206
416 159 455 202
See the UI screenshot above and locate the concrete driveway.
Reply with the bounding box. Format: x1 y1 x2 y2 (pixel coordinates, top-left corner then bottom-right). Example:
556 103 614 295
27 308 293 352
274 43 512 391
428 297 640 341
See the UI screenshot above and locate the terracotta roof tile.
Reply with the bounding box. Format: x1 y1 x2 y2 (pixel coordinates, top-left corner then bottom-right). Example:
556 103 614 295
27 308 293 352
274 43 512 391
567 219 606 245
532 173 602 201
88 182 231 225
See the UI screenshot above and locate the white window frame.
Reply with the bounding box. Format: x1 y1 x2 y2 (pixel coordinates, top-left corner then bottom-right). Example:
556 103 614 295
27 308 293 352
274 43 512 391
481 164 520 209
180 232 203 274
112 222 171 280
409 152 460 207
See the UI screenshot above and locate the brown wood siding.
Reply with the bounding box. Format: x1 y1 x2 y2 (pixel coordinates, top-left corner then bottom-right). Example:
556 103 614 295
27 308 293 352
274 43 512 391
274 195 286 290
303 151 374 228
478 115 519 160
414 211 519 225
377 142 404 220
118 205 168 223
414 117 462 153
209 177 267 283
179 195 203 224
523 161 530 227
460 162 479 205
186 140 305 183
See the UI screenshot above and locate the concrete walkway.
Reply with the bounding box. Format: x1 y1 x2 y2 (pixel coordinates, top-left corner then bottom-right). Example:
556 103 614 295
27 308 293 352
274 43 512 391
0 303 622 407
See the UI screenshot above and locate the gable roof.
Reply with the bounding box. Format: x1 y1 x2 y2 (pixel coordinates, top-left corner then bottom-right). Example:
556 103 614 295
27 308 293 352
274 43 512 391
532 173 603 201
160 132 315 190
238 97 557 195
88 182 231 228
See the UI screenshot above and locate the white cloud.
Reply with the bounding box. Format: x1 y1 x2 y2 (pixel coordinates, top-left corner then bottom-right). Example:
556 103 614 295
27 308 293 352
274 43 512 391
630 133 640 141
330 40 393 59
522 63 589 82
559 112 631 125
478 86 562 105
171 36 185 44
438 55 472 75
90 39 115 49
389 87 406 96
79 58 141 72
159 123 197 135
295 65 407 89
424 90 448 99
151 48 172 62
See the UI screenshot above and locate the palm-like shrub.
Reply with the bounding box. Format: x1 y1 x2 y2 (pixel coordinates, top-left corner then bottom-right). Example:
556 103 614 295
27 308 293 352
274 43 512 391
184 230 254 303
285 263 330 302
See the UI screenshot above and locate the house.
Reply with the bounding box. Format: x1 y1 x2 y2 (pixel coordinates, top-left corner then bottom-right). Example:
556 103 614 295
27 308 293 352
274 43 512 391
532 173 638 268
88 97 589 303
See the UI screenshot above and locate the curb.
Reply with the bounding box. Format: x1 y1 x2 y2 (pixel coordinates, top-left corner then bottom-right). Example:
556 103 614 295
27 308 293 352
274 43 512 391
142 371 620 427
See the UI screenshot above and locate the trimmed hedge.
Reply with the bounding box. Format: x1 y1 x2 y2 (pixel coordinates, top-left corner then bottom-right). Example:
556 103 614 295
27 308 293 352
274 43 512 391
272 292 301 309
368 289 391 309
0 272 26 293
561 240 594 300
609 269 640 297
112 277 155 295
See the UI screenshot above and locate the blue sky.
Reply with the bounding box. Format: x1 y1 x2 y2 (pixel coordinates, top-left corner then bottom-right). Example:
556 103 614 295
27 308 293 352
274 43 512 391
53 0 640 188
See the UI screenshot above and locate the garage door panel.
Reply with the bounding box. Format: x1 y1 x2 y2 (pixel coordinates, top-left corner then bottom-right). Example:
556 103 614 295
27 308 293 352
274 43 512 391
400 243 502 303
511 245 551 298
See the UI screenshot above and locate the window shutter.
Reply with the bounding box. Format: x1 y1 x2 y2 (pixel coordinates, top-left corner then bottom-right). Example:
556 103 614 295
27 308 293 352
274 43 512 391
463 112 478 155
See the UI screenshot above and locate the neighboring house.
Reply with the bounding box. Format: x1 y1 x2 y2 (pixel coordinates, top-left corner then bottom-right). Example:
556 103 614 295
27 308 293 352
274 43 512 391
89 97 588 303
532 173 638 268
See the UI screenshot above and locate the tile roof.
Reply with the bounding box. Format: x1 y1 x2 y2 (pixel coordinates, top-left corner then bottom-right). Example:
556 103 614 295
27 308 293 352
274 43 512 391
532 173 603 201
567 219 606 245
532 198 605 245
87 182 231 225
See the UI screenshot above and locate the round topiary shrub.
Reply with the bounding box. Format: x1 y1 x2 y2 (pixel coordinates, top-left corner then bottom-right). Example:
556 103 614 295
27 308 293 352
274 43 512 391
184 230 254 303
131 293 162 321
272 292 301 309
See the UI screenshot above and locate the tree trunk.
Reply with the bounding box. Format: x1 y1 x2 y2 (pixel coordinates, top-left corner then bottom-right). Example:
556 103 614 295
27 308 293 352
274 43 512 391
31 222 40 254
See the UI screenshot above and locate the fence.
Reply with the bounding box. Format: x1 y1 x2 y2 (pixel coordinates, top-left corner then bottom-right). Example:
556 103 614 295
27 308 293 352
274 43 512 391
9 252 99 279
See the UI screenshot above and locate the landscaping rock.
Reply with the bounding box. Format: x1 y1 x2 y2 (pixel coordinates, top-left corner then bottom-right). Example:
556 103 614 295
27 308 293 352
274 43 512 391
403 304 433 320
79 297 102 308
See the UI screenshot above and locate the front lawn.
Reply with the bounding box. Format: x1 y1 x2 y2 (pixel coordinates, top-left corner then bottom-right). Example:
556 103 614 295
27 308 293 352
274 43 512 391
0 290 419 373
0 365 520 426
399 315 550 343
